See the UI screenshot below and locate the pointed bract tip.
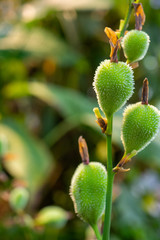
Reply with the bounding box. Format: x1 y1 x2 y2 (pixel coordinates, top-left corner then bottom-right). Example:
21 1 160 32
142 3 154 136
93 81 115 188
93 108 107 133
78 136 89 165
93 108 101 119
133 2 145 31
141 78 149 105
104 27 121 63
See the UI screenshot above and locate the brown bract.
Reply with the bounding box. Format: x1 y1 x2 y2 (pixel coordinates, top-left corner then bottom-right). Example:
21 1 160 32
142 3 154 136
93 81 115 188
78 136 89 165
104 27 121 63
141 78 149 105
93 108 107 133
129 61 139 69
133 3 145 31
113 154 131 173
96 118 108 134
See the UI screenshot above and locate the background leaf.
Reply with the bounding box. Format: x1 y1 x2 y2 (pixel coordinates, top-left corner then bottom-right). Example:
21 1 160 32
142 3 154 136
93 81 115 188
0 26 80 66
0 119 53 192
29 82 96 117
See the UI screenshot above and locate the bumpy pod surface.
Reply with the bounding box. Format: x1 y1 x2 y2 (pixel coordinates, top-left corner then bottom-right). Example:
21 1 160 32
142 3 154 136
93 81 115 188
121 102 160 154
122 30 150 63
70 162 107 226
93 60 134 118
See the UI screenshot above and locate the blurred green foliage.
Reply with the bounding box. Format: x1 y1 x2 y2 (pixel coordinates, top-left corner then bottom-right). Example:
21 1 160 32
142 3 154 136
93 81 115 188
0 0 160 239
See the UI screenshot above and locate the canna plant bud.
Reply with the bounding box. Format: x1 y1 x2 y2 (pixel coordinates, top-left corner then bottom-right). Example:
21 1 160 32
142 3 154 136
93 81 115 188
70 137 107 227
35 206 68 228
93 60 134 118
9 187 29 213
122 30 150 63
121 79 160 155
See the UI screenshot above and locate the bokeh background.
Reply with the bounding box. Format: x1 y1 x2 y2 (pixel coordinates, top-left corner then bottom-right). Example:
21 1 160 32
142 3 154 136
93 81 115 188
0 0 160 239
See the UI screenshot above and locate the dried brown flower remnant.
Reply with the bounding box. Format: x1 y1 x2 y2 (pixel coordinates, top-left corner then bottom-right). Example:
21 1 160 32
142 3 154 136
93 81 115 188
133 3 145 31
113 154 131 173
93 108 107 133
96 118 108 134
78 136 89 165
141 78 149 105
104 27 121 63
129 61 139 69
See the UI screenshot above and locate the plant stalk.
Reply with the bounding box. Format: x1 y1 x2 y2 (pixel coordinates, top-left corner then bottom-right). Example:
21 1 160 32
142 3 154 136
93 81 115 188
92 224 102 240
120 0 134 37
102 116 114 240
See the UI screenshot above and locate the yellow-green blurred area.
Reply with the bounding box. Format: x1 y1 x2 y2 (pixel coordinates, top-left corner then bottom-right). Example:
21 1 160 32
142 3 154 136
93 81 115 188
0 0 160 239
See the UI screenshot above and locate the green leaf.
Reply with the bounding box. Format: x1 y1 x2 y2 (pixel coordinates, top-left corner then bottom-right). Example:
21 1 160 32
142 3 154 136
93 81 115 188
2 80 99 146
0 26 80 66
29 82 96 117
0 119 53 192
3 81 97 117
22 0 113 17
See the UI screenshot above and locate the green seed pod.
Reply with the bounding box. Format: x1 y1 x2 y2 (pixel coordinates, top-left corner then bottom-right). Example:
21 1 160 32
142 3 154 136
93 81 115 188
93 60 134 118
35 206 68 228
70 162 107 226
121 102 160 155
23 214 34 227
9 187 29 212
122 30 150 63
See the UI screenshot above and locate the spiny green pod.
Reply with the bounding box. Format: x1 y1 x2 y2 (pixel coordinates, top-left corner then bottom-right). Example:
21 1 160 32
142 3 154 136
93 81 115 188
122 30 150 63
93 60 134 118
70 162 107 226
121 79 160 155
9 187 29 213
70 137 107 227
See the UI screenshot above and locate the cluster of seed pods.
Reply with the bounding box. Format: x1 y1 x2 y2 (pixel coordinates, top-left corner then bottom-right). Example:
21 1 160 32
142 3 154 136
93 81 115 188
70 2 160 234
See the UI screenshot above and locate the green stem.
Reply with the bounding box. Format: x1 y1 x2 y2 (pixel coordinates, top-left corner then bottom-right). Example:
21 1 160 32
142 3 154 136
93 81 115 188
120 0 134 37
92 224 102 240
102 116 114 240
